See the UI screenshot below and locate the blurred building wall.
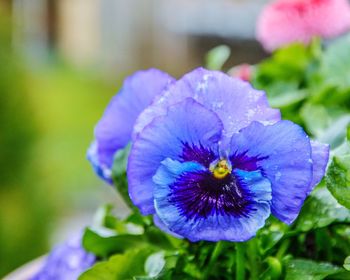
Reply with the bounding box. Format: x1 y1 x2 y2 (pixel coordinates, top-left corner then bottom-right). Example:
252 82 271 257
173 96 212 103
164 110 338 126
57 0 100 68
158 0 265 38
11 0 269 77
56 0 195 76
12 0 49 62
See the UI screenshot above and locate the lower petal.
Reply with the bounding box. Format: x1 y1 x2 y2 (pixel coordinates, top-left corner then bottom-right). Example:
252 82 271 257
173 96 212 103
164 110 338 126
153 214 183 239
153 159 272 242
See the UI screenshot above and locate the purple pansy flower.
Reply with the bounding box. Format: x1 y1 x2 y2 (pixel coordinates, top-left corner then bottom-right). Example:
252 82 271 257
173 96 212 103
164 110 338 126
31 234 95 280
88 69 174 183
127 68 329 242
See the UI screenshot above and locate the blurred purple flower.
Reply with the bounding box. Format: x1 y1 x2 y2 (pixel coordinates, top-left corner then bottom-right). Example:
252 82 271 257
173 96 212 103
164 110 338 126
257 0 350 52
88 69 174 183
31 234 95 280
127 68 329 242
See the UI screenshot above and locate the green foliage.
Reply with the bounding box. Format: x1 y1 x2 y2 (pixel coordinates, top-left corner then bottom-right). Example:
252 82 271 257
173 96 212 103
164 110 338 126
344 256 350 271
0 10 49 277
325 126 350 208
0 12 37 186
253 41 320 97
285 259 346 280
326 155 350 209
295 187 350 232
300 104 350 148
248 34 350 279
144 251 166 277
321 35 350 89
205 45 231 71
112 144 135 209
79 248 153 280
83 228 146 258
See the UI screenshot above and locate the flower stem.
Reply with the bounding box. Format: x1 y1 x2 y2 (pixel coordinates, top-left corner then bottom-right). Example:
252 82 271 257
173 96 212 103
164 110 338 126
236 243 245 280
248 239 259 280
276 239 290 260
203 241 225 279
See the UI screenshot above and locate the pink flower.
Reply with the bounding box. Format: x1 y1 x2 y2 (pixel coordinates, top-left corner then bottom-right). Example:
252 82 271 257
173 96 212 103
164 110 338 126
256 0 350 52
228 64 254 82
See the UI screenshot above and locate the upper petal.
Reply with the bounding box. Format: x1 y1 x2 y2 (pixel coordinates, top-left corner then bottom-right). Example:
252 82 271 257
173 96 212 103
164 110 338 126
89 69 174 181
133 68 280 142
127 98 223 215
230 120 313 224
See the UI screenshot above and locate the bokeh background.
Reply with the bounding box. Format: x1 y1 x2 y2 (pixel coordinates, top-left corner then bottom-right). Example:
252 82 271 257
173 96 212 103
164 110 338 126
0 0 272 276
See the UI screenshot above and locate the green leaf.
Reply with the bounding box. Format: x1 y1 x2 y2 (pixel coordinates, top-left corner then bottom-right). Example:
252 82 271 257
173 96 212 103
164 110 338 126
319 115 350 148
285 259 343 280
134 253 179 280
265 257 282 280
347 125 350 142
111 144 135 208
143 226 176 251
295 187 350 232
82 228 145 258
321 34 350 89
268 89 307 108
253 42 319 91
79 248 152 280
300 103 331 137
205 45 230 70
112 144 130 177
344 256 350 271
257 217 288 254
145 251 166 277
92 205 144 234
126 212 152 227
326 156 350 209
92 204 115 229
300 103 350 148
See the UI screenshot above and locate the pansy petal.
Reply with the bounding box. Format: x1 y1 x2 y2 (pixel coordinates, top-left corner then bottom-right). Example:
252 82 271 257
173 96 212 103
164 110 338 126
87 141 113 183
91 69 174 179
153 159 272 242
31 233 95 280
133 68 280 142
309 140 330 193
153 214 183 239
230 121 313 224
128 98 223 215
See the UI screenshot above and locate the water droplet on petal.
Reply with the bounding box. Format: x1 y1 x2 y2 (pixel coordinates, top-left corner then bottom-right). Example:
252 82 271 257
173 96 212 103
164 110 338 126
275 171 282 181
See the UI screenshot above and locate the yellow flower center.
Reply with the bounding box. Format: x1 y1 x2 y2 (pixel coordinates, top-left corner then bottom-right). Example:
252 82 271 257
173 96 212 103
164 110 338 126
210 159 232 179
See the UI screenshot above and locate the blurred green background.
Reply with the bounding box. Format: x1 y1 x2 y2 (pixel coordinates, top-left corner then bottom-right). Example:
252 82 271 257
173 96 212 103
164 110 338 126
0 5 118 276
0 0 270 276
